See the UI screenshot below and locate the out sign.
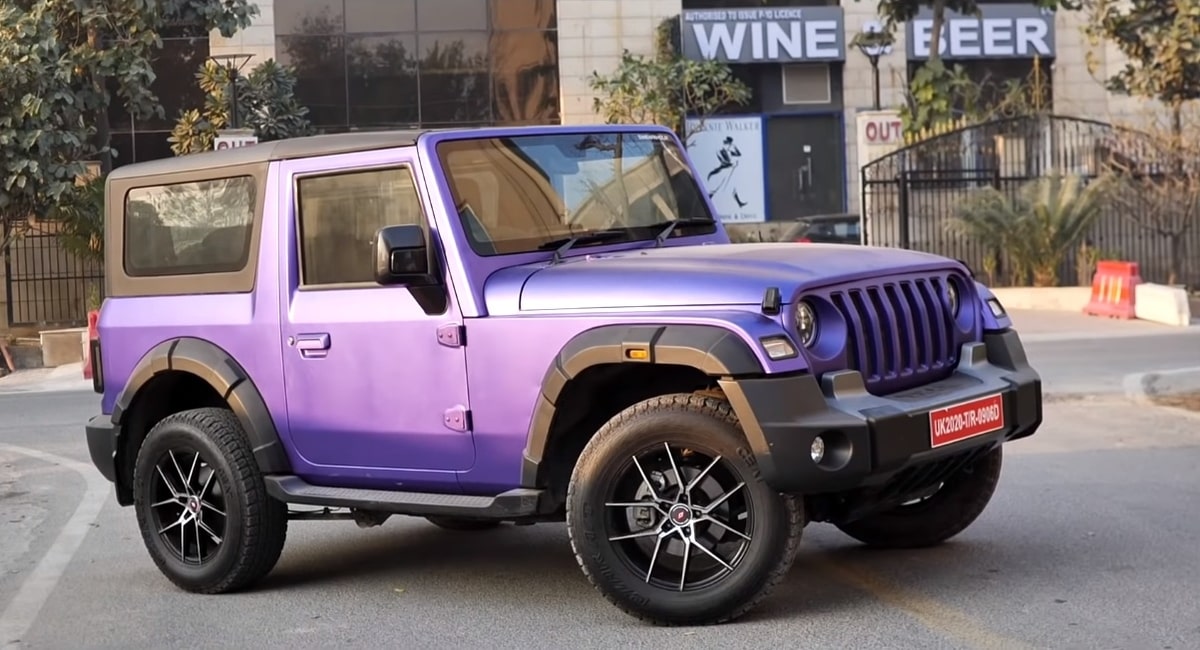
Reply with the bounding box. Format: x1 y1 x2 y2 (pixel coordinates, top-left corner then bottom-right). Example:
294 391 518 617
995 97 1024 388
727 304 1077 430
214 134 258 150
863 118 903 144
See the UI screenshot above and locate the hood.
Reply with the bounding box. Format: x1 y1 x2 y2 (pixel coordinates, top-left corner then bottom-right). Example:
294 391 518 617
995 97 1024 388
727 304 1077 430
505 242 964 312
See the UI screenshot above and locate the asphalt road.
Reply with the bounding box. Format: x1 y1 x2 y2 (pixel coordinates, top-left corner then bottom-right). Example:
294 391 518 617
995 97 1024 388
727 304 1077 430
3 326 1200 649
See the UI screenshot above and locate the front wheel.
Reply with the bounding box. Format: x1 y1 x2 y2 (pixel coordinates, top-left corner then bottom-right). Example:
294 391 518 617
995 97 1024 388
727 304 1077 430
132 407 288 593
567 394 803 626
835 445 1004 549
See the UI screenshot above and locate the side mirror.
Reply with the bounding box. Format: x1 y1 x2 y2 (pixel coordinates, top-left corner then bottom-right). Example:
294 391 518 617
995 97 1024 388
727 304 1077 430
374 224 434 286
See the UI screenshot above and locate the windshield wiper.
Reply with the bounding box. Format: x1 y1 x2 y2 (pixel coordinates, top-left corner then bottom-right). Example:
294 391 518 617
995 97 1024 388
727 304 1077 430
653 216 718 247
539 229 628 263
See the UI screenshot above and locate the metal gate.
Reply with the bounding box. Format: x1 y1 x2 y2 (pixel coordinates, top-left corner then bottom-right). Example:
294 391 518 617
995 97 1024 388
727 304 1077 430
859 114 1198 286
3 221 104 327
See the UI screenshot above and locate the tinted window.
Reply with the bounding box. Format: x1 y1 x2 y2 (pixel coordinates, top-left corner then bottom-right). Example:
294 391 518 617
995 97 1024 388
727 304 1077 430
297 167 425 285
437 133 716 256
123 177 256 277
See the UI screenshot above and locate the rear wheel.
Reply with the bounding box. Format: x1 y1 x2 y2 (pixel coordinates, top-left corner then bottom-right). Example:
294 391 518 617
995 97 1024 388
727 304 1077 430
132 407 288 593
835 445 1003 549
567 393 803 626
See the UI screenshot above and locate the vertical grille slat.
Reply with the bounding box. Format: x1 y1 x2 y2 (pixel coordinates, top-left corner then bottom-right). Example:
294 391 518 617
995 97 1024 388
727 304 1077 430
914 279 946 370
874 286 908 377
899 281 932 370
926 279 945 369
823 274 962 394
849 289 884 381
831 292 864 373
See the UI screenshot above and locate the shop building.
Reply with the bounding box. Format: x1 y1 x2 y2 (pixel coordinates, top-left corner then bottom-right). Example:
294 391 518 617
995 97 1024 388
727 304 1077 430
119 0 1160 219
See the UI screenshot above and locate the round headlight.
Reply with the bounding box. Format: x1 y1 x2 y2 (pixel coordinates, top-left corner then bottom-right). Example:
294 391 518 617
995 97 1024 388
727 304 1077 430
946 281 960 315
796 301 818 347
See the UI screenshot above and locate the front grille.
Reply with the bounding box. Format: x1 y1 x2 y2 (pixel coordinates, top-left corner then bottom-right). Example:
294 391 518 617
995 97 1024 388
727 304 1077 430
828 275 959 391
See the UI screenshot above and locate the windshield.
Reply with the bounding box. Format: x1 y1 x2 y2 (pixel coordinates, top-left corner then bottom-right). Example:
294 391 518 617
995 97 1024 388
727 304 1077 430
435 131 718 256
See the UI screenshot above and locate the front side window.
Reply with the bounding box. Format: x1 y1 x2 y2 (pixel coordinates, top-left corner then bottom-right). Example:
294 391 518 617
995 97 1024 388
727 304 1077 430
123 176 256 277
296 166 425 286
436 132 716 256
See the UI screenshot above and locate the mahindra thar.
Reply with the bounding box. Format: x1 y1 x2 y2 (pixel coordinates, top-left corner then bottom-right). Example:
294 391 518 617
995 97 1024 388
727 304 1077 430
84 124 1040 626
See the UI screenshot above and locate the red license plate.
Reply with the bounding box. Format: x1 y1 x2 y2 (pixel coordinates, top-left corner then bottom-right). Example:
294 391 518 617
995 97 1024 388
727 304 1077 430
928 393 1005 448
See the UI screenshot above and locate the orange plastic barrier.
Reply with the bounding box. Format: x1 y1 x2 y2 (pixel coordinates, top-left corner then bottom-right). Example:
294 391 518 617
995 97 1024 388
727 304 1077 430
1083 260 1141 319
83 310 100 380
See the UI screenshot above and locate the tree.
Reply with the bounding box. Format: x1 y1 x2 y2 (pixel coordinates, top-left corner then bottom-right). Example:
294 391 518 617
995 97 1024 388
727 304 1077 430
50 0 257 173
0 0 92 252
1086 0 1200 155
588 16 751 145
1 0 259 253
1085 0 1200 284
855 0 1080 136
169 59 316 155
1103 119 1200 286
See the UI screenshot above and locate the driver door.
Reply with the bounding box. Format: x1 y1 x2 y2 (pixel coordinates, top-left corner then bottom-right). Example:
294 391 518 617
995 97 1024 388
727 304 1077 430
278 156 474 480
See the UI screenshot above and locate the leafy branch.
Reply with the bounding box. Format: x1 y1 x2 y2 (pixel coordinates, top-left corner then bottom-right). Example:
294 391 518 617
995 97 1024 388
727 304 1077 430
589 16 751 146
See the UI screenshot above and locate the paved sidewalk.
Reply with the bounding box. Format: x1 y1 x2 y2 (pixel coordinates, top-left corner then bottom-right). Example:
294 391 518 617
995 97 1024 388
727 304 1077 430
1008 308 1195 342
0 362 92 395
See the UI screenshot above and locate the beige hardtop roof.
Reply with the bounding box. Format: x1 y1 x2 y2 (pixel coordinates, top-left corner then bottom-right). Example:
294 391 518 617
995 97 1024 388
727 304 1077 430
107 129 430 181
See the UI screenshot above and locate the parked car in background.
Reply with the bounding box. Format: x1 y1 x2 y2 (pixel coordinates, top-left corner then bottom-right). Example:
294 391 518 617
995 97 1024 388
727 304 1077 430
782 213 862 245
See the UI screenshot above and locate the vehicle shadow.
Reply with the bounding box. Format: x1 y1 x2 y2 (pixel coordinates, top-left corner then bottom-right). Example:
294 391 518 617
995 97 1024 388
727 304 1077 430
257 515 1001 624
255 443 1200 631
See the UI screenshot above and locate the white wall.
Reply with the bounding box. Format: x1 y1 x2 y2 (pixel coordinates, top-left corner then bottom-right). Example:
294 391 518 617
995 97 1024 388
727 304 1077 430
208 0 277 67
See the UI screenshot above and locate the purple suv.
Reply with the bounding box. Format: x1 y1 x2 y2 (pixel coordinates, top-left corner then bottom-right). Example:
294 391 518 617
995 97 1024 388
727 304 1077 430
84 124 1040 626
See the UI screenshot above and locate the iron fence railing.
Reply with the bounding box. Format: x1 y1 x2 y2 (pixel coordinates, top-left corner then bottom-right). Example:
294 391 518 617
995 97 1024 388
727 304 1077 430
861 114 1197 287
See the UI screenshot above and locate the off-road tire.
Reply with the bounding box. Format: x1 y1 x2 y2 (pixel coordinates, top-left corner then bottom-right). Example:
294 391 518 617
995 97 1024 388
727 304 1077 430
566 393 803 626
425 516 502 531
132 407 288 593
836 445 1004 549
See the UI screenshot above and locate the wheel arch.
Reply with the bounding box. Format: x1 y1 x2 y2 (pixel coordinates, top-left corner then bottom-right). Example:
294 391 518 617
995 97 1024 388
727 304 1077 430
109 337 291 504
520 323 767 492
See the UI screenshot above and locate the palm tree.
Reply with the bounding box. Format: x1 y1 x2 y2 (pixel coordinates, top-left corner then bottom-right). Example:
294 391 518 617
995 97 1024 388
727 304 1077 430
951 172 1113 287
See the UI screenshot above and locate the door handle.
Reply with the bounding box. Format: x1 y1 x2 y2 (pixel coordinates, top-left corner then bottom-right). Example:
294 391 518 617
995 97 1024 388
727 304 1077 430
295 333 330 358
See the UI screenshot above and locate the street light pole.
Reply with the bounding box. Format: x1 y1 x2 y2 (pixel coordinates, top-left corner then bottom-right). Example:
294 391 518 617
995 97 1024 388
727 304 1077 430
852 21 894 111
208 53 254 129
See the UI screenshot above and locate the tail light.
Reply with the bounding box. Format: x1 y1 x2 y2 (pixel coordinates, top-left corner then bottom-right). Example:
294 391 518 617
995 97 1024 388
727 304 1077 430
795 237 812 243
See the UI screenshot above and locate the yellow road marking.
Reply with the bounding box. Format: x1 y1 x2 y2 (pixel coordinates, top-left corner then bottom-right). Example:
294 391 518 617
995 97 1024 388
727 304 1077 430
818 560 1036 650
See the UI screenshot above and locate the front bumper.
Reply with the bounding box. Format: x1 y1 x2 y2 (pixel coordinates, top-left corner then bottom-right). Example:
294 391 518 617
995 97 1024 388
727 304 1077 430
720 329 1041 496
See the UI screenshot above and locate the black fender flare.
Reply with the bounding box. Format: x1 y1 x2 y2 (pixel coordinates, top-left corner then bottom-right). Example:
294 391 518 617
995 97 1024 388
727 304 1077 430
520 324 765 488
111 337 292 482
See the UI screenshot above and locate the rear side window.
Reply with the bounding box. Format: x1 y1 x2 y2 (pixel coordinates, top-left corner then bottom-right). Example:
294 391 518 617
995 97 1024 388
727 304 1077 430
295 166 424 286
123 176 256 277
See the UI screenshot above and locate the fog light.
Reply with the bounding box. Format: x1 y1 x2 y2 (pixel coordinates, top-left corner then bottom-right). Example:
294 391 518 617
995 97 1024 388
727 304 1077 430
987 297 1006 317
810 436 825 463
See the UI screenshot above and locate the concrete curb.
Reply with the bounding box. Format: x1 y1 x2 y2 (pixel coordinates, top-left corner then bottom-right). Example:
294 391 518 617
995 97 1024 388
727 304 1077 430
1123 365 1200 404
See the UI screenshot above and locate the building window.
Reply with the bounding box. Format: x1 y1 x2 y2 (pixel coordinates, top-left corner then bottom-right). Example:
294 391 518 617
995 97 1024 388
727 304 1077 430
276 0 560 131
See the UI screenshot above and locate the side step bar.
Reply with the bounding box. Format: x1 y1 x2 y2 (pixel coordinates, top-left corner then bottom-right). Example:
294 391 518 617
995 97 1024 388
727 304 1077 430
264 475 548 519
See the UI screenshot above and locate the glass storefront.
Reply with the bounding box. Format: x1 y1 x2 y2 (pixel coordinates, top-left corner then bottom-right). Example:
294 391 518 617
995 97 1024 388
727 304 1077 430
679 0 849 222
273 0 560 130
106 0 561 169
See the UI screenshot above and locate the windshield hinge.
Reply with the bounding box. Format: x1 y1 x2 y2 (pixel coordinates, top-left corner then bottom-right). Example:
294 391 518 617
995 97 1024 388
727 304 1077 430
443 406 472 432
436 323 466 348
